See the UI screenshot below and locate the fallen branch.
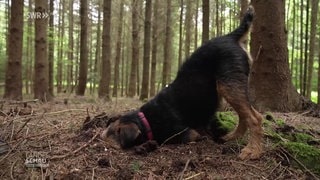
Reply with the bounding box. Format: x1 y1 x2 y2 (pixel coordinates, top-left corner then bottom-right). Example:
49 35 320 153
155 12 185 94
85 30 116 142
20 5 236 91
14 118 32 139
279 147 318 179
50 132 99 160
230 160 263 171
185 172 203 180
160 128 189 146
177 159 190 180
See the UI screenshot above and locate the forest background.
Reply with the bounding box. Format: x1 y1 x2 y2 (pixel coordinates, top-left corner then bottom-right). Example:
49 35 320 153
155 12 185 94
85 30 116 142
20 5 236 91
0 0 319 112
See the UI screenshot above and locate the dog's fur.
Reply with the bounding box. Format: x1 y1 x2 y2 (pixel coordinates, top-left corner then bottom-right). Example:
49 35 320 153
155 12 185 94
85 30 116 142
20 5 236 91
103 6 263 160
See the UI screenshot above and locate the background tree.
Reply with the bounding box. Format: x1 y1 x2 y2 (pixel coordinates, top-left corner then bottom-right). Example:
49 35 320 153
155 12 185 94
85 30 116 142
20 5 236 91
202 0 209 44
77 0 89 96
250 0 302 111
128 0 140 97
48 0 54 96
140 0 152 100
306 0 319 99
3 0 24 100
162 0 173 88
34 0 51 101
67 0 74 93
112 0 124 97
150 0 160 97
98 0 112 100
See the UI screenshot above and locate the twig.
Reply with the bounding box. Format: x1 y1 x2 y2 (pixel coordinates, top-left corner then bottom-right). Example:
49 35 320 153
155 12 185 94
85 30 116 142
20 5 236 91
0 139 25 163
255 45 262 61
50 132 99 160
160 128 189 146
230 160 262 171
178 159 190 180
92 167 96 180
185 172 203 180
279 147 319 179
10 159 17 180
266 162 281 179
14 118 32 139
45 109 87 115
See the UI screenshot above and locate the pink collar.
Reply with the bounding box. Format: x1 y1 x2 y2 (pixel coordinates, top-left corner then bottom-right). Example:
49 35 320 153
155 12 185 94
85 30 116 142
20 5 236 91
138 112 153 140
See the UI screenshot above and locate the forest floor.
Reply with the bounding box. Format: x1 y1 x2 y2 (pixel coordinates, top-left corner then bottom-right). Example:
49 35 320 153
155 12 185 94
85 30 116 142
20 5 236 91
0 95 320 180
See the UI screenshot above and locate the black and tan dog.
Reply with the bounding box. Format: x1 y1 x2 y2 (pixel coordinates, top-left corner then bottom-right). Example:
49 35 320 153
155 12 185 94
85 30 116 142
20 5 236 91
103 6 263 160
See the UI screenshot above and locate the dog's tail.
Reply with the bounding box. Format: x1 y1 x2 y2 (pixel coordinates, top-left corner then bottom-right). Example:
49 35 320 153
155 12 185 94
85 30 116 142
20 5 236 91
229 6 254 41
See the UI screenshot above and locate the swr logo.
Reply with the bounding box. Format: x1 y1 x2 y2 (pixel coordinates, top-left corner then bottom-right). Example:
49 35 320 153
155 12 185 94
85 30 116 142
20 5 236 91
27 12 50 19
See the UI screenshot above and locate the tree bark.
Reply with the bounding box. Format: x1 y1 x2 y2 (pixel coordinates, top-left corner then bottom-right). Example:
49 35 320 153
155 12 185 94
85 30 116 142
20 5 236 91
250 0 302 111
4 0 24 100
306 0 319 99
202 0 209 44
128 0 140 97
34 0 51 101
57 0 64 94
98 0 112 100
113 0 124 97
302 0 309 96
162 0 173 88
67 0 74 93
140 0 152 100
150 0 160 97
184 0 192 58
48 0 54 96
77 0 89 96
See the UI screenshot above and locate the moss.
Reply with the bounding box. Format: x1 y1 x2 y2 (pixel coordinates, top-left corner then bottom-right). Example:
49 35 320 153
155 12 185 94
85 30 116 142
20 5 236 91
131 161 142 172
281 142 320 175
291 133 314 143
216 111 237 132
275 118 285 127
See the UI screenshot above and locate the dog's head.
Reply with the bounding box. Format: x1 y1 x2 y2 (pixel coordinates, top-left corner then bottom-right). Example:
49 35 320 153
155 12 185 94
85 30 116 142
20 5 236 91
101 112 146 148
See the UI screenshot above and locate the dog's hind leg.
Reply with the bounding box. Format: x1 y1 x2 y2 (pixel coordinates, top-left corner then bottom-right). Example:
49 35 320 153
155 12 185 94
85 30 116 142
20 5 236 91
217 81 263 160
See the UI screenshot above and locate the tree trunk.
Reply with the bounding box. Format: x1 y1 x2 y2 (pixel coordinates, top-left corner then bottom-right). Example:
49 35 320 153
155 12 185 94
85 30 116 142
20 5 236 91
113 0 124 97
25 0 33 95
215 0 221 36
184 0 192 58
194 0 199 48
67 0 74 93
250 0 302 111
202 0 209 44
299 0 304 93
48 0 54 96
34 0 51 101
150 0 160 97
56 0 64 94
239 0 249 19
162 0 172 88
128 0 140 97
140 0 152 100
318 32 320 105
302 0 309 97
4 0 23 100
98 0 112 100
306 0 319 99
77 0 89 96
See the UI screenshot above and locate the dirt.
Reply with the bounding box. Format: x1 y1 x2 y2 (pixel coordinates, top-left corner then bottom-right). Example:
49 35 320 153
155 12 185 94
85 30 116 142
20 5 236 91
0 96 319 179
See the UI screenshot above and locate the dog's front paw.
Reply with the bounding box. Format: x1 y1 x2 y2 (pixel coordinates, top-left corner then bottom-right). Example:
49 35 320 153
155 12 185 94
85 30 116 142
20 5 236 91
239 146 262 160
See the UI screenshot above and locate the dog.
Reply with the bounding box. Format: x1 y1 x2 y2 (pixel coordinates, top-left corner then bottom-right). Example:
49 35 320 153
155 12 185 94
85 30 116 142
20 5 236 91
103 6 263 160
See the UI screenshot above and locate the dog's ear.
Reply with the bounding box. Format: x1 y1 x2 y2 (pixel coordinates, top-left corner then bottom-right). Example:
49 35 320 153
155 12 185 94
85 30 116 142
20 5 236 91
117 123 141 148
